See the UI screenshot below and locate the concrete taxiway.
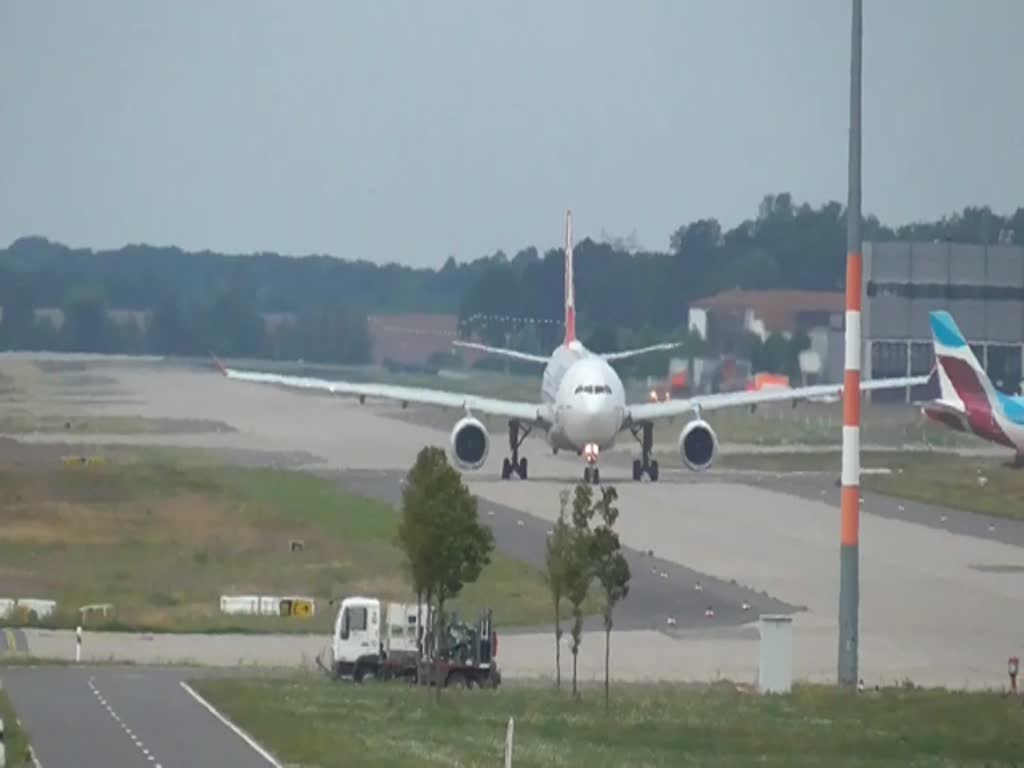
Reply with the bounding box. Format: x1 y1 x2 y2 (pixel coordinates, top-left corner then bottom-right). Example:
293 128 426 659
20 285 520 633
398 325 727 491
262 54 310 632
3 357 1024 690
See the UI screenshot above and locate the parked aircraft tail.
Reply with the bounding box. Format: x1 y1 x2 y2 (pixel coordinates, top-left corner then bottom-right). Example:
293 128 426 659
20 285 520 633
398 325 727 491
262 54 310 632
921 310 1018 443
928 310 996 407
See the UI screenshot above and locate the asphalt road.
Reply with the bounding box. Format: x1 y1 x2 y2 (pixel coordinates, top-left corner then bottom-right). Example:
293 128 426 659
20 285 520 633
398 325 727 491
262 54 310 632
327 468 798 633
745 470 1024 548
1 666 278 768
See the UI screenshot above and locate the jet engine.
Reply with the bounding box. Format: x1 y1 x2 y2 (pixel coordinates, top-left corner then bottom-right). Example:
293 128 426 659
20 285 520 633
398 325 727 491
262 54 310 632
449 416 490 470
678 418 718 472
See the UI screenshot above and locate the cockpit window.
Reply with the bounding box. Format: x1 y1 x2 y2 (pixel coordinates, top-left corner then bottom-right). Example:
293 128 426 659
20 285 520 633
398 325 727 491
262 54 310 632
574 384 612 395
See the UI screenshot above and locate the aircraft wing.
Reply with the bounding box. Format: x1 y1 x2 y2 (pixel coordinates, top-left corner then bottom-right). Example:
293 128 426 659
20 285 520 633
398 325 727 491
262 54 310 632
451 340 550 364
626 375 929 423
218 363 548 424
600 342 681 362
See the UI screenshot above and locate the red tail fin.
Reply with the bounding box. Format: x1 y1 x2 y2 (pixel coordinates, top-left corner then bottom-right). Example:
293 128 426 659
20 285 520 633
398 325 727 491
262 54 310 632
564 209 576 345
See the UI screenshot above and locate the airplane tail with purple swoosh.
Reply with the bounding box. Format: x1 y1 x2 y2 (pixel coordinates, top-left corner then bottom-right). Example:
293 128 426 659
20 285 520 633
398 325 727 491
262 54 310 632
924 310 1017 447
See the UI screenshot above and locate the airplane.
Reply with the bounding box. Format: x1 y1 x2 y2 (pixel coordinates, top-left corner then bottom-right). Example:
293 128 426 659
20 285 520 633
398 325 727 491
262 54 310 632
218 210 927 484
921 310 1024 465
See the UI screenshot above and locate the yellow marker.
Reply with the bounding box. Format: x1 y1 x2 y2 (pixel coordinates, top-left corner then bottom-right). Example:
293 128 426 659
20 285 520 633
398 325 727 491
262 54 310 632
2 628 16 656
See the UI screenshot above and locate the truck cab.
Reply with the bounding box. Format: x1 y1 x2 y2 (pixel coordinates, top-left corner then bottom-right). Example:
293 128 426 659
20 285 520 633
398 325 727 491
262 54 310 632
332 596 422 681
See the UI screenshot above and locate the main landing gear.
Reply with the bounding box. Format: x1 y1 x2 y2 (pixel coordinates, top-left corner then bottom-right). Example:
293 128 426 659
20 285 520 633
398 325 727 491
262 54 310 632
630 423 659 482
501 419 531 480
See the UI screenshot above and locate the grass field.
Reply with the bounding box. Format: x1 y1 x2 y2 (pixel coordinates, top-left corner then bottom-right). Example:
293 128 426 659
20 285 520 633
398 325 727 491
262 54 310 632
0 683 29 762
688 400 976 448
711 450 1024 520
0 458 556 632
194 676 1024 767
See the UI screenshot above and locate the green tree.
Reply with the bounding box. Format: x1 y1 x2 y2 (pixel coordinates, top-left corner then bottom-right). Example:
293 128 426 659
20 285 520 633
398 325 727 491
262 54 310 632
396 446 494 699
589 486 631 710
149 291 198 356
279 305 370 364
397 447 443 670
203 288 266 359
0 271 35 350
566 482 596 698
544 489 574 690
61 290 112 352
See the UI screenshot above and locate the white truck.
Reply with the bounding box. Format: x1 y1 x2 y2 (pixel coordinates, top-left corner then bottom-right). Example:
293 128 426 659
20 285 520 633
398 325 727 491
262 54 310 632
327 595 500 689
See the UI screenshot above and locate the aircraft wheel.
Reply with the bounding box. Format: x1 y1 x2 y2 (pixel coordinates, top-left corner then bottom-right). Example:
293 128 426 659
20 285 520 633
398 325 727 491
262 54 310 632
518 457 528 479
632 459 643 481
648 460 659 482
583 466 592 484
501 458 512 480
592 467 601 485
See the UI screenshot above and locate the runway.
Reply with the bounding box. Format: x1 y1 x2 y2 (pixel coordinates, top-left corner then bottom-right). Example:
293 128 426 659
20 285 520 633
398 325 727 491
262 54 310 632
3 356 1024 691
0 666 278 767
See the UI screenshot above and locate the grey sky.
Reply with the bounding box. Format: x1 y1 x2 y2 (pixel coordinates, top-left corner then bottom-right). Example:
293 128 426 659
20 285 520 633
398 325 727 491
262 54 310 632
2 1 1022 266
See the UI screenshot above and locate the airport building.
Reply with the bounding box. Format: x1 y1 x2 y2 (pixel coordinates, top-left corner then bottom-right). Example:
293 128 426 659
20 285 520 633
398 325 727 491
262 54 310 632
863 240 1024 401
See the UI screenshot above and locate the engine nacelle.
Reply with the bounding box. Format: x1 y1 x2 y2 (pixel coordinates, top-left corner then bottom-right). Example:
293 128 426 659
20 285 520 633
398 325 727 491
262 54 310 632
678 418 718 472
449 416 490 470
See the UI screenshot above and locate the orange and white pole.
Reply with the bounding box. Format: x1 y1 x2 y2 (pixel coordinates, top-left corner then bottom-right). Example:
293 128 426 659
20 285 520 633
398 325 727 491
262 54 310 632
838 0 862 688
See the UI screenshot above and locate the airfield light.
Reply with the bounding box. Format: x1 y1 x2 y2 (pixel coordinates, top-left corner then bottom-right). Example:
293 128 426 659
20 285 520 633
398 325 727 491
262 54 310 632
1009 657 1019 693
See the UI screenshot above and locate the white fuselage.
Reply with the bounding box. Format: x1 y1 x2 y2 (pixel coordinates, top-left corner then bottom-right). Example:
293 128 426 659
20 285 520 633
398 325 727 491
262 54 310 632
541 341 626 453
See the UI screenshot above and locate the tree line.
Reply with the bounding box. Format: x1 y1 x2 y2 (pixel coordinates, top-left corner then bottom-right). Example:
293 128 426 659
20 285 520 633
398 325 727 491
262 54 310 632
0 275 370 365
2 195 1020 367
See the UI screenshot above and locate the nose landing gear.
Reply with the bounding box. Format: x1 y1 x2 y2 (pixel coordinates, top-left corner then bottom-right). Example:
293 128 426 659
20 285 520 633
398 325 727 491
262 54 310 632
630 423 659 482
582 443 601 484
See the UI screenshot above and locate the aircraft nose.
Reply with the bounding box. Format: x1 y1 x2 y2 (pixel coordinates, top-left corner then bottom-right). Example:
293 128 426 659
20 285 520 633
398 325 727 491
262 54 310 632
565 397 620 445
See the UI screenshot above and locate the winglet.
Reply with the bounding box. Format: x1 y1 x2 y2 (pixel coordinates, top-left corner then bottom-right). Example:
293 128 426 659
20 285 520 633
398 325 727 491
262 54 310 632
210 353 228 376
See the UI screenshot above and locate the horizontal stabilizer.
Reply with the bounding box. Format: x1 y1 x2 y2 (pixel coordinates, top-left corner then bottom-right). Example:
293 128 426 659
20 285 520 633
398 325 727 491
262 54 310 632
909 365 943 405
452 340 549 364
601 342 681 362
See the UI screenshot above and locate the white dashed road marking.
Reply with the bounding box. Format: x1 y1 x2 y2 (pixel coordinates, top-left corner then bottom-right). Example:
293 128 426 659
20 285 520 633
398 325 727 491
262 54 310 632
89 676 164 767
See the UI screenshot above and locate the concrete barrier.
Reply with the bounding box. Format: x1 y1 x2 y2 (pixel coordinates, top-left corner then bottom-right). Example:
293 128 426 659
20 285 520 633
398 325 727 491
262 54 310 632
16 599 56 621
219 595 316 618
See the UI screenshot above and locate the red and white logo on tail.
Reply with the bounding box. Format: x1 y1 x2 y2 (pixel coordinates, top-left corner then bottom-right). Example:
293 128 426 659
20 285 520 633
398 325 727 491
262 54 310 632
564 209 576 345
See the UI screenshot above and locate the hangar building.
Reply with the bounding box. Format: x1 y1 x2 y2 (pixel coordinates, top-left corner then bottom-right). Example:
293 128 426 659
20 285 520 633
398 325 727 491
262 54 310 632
863 240 1024 402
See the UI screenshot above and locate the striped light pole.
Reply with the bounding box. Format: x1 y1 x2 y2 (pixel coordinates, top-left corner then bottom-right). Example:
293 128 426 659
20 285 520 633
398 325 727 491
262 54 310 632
838 0 863 688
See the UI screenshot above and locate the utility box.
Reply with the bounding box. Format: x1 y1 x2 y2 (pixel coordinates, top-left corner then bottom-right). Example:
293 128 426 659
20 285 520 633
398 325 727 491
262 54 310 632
758 614 793 694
